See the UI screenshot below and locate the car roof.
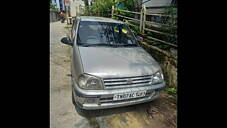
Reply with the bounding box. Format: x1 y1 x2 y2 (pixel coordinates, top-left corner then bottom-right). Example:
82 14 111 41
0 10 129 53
77 16 124 24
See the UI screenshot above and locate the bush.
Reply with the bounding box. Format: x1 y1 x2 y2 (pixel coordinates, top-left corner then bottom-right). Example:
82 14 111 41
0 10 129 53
160 6 177 44
50 3 59 12
84 0 114 17
166 87 177 94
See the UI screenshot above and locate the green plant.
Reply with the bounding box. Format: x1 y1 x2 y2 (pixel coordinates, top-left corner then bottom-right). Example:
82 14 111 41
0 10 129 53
116 0 140 11
160 6 177 44
84 0 140 17
50 3 59 12
166 87 177 94
84 0 114 17
130 25 140 34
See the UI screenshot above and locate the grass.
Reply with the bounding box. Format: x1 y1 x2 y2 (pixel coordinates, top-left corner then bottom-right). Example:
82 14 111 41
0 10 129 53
166 87 177 95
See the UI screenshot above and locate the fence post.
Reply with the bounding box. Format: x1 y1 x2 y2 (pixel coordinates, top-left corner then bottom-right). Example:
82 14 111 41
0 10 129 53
139 7 143 33
142 5 146 34
111 6 114 18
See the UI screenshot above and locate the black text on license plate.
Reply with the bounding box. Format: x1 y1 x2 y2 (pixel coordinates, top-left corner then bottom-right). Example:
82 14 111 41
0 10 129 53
113 91 146 101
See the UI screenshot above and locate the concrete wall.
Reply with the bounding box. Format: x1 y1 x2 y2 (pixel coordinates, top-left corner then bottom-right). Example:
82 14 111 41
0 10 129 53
142 45 177 88
160 56 177 88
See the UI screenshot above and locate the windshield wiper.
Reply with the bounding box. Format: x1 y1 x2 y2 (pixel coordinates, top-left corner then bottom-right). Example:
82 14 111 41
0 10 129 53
79 43 117 47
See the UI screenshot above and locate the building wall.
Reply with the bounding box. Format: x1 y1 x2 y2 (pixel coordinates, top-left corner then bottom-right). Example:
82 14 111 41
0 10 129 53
143 0 172 7
143 0 174 14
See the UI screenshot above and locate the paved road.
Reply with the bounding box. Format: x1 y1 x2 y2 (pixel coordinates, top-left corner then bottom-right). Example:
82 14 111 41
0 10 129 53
50 21 176 128
50 21 91 128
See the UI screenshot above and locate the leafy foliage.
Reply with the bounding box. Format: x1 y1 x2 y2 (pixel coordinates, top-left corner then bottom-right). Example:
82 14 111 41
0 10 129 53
160 6 177 44
83 0 140 17
84 0 114 17
50 3 59 12
113 0 141 34
166 87 177 94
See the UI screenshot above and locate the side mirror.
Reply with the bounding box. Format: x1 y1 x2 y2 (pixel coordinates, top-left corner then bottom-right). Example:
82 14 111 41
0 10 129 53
136 36 143 42
60 37 73 46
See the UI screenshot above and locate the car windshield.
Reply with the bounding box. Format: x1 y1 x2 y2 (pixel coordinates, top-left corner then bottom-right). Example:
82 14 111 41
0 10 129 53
77 21 138 47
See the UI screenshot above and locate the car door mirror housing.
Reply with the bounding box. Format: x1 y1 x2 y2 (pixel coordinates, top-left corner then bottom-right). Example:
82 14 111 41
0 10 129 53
60 36 73 46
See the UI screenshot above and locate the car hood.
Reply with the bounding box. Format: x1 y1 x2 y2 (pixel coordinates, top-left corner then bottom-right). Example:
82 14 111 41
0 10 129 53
78 46 161 78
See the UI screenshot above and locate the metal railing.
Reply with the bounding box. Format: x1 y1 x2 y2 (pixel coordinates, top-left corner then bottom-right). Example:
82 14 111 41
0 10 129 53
111 5 177 58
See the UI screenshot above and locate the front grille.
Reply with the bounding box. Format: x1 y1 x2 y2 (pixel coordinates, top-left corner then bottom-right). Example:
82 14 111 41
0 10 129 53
103 75 152 89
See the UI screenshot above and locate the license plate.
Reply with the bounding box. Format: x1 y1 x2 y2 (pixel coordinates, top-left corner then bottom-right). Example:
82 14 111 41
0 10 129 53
113 91 147 101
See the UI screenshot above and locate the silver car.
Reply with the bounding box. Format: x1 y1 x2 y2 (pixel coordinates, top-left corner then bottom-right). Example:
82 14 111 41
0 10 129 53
61 16 165 111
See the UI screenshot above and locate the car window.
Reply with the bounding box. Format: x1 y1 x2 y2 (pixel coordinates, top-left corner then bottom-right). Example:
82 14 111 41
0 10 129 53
77 21 138 47
113 25 135 45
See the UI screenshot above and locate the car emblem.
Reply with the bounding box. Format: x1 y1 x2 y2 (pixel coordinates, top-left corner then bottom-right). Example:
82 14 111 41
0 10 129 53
126 79 133 84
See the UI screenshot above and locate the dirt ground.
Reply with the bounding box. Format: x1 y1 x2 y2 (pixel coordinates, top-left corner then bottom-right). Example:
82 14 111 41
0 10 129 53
50 21 177 128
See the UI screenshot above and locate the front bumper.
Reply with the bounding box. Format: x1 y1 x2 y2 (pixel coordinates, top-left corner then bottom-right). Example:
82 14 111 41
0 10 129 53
72 79 165 110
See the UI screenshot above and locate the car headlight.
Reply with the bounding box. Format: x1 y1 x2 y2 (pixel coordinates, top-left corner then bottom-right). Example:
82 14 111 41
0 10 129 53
78 74 103 90
151 71 164 85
